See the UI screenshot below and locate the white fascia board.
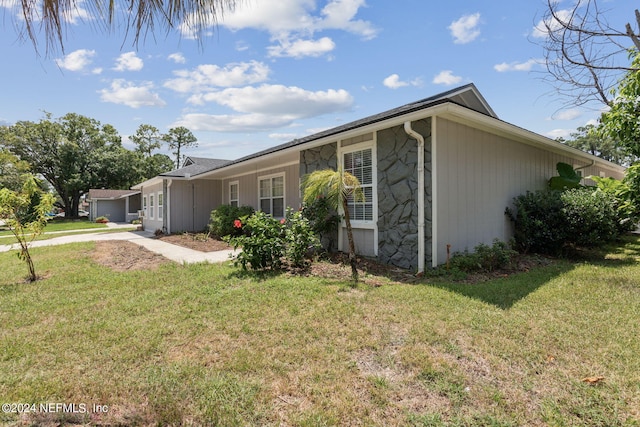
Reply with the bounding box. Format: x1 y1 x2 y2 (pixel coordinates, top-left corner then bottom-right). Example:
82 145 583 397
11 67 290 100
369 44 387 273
192 101 625 181
437 104 626 174
131 176 163 190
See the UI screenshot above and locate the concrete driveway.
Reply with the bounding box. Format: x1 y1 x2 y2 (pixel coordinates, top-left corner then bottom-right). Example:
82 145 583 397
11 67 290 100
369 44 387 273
0 226 237 264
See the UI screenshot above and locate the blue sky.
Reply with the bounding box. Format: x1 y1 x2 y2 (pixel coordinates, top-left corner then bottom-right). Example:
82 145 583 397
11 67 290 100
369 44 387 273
0 0 637 161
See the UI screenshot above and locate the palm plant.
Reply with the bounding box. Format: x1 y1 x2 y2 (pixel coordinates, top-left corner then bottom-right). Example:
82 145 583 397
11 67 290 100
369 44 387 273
12 0 237 53
301 169 364 283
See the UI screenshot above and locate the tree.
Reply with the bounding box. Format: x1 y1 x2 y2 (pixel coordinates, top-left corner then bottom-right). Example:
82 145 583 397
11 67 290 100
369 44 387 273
559 124 634 165
142 153 176 180
600 52 640 159
10 0 238 54
129 124 174 178
301 169 364 283
0 149 31 192
2 113 124 217
163 127 198 169
538 0 640 107
130 124 162 157
0 176 55 282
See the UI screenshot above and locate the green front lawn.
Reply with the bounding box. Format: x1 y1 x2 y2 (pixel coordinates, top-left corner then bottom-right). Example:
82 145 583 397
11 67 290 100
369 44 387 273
0 219 108 237
0 237 638 426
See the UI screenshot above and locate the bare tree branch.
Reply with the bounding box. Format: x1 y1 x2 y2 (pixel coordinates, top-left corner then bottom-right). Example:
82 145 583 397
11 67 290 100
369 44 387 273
538 0 640 107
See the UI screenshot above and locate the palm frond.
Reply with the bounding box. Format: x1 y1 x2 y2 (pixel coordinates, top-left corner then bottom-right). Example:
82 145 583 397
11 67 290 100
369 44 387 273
301 168 364 207
15 0 238 54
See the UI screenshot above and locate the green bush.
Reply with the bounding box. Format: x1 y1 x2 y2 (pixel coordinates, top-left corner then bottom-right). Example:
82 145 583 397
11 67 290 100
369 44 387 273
225 211 285 271
450 239 517 272
209 205 254 238
300 195 340 251
505 190 566 255
561 188 618 247
283 208 321 268
506 188 621 254
225 209 321 271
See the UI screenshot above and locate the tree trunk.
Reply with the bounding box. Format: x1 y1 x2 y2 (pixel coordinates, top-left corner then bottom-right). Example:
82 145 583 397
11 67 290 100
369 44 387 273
341 196 359 283
70 193 81 217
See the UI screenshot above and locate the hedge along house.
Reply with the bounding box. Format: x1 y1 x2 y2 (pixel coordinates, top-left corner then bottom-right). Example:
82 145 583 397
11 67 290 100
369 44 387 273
132 84 625 272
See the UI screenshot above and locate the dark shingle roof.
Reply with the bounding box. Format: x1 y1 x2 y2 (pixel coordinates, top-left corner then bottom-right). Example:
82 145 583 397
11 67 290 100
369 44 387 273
204 83 493 173
159 84 492 179
160 158 231 178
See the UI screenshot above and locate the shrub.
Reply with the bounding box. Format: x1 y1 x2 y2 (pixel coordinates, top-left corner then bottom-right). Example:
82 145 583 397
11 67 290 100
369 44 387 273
560 188 618 247
209 205 254 238
95 216 109 223
225 211 285 271
450 239 517 272
283 208 321 268
505 190 567 255
225 209 321 271
300 195 340 251
506 188 621 255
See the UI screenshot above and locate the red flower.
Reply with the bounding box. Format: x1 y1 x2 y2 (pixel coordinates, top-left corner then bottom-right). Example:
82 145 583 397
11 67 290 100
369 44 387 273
233 219 242 228
280 218 286 225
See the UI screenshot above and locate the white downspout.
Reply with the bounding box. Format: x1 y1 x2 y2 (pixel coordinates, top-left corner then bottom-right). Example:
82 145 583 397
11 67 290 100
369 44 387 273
404 121 425 274
166 179 172 234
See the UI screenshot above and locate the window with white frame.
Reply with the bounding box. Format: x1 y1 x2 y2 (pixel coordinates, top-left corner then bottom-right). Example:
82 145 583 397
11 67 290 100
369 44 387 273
157 192 163 220
143 195 148 218
343 148 374 222
149 194 155 220
259 174 284 217
229 182 239 208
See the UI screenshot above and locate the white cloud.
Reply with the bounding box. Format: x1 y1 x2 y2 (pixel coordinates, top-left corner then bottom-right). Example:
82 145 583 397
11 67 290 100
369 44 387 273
383 74 408 89
64 2 92 24
55 49 96 72
164 61 270 93
532 8 572 39
235 41 250 51
432 70 462 86
317 0 377 40
173 113 294 132
99 80 166 108
218 0 376 38
174 84 353 133
494 59 540 72
181 0 378 56
546 128 573 140
382 74 422 89
552 109 582 121
189 85 353 117
268 36 336 58
113 52 144 72
448 13 481 44
168 53 186 64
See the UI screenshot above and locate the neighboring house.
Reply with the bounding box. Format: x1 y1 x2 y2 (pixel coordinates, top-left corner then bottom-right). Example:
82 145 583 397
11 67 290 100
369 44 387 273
87 189 141 223
132 84 625 271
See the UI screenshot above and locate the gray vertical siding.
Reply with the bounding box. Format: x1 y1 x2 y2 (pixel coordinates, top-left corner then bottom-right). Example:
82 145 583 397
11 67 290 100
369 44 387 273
141 182 163 232
168 179 222 233
221 164 301 212
433 118 622 265
96 199 126 222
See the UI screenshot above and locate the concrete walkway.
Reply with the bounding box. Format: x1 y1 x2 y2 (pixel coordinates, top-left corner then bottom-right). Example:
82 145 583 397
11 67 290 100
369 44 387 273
0 226 238 264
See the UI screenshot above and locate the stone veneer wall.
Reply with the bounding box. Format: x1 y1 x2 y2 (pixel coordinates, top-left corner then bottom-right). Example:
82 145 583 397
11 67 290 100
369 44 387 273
377 119 432 270
300 142 338 252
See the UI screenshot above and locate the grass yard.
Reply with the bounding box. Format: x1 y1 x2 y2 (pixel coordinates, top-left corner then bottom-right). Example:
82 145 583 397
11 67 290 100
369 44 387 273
0 237 639 426
0 220 135 244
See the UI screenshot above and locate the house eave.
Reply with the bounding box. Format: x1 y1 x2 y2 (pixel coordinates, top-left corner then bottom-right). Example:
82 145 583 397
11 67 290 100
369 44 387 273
436 103 626 174
195 101 624 179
